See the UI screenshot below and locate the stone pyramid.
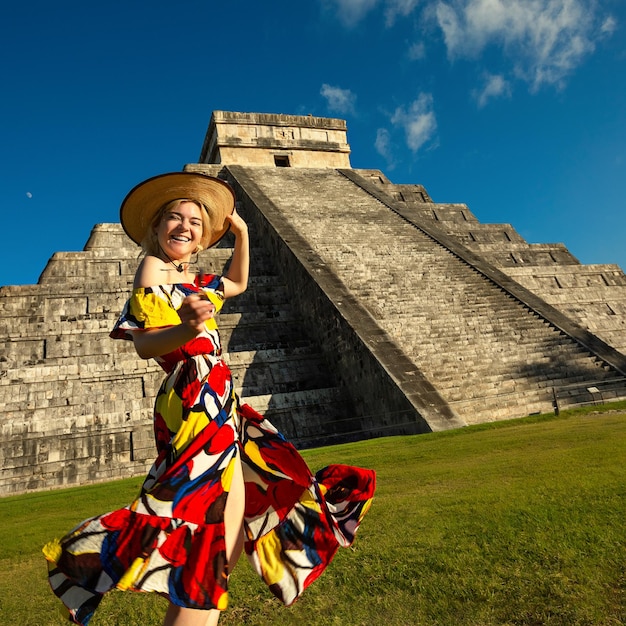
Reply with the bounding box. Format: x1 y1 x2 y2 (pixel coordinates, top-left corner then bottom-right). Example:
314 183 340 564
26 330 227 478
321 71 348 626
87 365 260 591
1 110 625 495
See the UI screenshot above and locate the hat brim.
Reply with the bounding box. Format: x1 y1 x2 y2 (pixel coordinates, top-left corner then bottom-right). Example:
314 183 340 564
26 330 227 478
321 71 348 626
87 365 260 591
120 172 236 249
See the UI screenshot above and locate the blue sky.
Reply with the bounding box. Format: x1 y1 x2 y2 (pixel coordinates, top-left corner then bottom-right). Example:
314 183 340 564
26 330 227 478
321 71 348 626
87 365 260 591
2 0 625 287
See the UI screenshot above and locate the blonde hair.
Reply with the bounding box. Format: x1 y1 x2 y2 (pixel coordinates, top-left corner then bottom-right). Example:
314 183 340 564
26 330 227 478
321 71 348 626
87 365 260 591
140 198 212 256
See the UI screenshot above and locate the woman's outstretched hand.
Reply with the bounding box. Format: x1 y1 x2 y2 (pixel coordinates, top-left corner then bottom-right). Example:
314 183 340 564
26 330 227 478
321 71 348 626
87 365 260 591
220 208 250 299
226 209 248 238
178 294 216 334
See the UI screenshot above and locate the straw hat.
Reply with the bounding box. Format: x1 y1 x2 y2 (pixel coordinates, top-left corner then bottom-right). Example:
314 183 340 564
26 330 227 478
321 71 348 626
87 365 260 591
120 172 236 249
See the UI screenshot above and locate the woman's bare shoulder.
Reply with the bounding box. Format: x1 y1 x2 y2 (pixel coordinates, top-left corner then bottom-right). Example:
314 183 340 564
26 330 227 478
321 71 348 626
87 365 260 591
133 255 169 288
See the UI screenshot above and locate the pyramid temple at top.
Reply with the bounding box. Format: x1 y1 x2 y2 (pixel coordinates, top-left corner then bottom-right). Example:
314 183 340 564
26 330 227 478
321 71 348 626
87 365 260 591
1 110 626 495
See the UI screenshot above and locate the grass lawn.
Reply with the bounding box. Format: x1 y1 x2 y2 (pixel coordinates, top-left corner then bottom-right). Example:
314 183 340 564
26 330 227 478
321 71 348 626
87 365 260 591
1 406 625 625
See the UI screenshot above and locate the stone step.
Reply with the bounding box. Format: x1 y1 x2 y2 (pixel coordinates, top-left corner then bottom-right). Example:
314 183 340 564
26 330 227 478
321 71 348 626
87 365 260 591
436 367 616 401
37 239 278 284
431 222 528 245
0 376 156 430
0 274 288 323
469 242 580 266
0 422 153 494
451 377 626 425
0 350 336 420
243 386 353 446
0 340 332 393
389 202 480 224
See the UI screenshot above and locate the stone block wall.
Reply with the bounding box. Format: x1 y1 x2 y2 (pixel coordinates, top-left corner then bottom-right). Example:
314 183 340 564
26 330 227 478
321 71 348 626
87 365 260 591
199 111 352 169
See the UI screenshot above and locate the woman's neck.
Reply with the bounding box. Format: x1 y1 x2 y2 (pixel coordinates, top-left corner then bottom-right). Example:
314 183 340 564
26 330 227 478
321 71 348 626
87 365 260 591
157 247 192 273
155 251 196 283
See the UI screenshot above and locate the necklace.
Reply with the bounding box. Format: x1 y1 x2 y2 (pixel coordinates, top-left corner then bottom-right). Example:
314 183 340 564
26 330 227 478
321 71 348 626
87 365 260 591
159 248 187 273
169 259 185 273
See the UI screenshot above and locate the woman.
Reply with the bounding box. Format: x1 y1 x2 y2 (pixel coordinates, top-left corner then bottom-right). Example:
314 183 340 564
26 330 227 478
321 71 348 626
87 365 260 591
44 172 376 626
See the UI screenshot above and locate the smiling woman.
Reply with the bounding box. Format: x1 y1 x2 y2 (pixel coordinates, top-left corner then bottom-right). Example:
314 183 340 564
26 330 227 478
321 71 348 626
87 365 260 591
41 171 376 626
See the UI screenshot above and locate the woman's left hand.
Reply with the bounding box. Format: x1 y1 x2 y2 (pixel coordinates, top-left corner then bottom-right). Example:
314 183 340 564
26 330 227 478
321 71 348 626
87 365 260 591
226 209 248 238
221 208 249 299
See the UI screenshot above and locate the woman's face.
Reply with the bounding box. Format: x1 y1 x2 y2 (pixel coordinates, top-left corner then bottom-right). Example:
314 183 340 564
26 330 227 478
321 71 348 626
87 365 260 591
155 201 204 261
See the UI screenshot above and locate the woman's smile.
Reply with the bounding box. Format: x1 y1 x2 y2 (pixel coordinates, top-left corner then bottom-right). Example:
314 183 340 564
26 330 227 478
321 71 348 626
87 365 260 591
156 201 204 260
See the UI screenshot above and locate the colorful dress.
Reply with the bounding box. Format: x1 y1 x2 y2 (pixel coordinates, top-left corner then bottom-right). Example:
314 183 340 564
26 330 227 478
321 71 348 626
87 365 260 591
43 274 376 625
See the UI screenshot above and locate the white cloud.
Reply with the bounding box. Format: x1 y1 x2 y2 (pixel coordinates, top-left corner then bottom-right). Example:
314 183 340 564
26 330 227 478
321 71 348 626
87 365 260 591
385 0 421 25
434 0 612 90
375 127 394 164
473 73 511 107
391 93 438 152
26 192 32 199
321 84 357 114
331 0 380 25
600 15 617 35
327 0 423 26
408 41 426 60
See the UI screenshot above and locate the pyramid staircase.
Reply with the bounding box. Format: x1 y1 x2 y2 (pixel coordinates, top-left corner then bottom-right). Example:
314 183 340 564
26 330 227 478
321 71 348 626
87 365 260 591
364 171 626 355
222 165 626 426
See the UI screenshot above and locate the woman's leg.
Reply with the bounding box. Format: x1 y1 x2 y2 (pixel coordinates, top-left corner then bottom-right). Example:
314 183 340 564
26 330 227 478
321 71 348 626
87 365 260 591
163 456 246 626
163 605 220 626
224 455 245 570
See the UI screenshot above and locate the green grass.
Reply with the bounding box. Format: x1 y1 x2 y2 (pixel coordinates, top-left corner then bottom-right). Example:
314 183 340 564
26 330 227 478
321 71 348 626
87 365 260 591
1 406 625 625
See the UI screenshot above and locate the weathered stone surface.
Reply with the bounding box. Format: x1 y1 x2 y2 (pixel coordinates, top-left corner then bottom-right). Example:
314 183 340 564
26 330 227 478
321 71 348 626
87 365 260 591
198 111 351 169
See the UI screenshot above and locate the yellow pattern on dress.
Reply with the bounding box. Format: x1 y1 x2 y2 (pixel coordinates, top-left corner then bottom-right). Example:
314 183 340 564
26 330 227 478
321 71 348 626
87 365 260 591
129 290 180 328
202 290 225 332
220 457 236 492
42 538 62 564
156 386 184 434
128 287 224 332
298 487 322 514
243 440 274 475
117 556 146 591
171 409 210 456
255 531 285 586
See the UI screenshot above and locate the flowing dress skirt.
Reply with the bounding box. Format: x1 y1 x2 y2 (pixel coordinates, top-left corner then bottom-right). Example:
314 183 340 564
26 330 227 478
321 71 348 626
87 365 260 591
44 353 375 626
